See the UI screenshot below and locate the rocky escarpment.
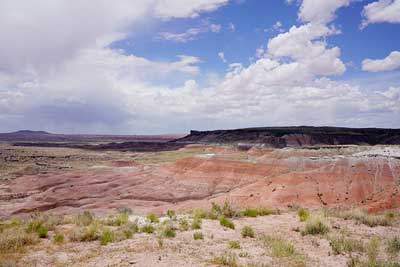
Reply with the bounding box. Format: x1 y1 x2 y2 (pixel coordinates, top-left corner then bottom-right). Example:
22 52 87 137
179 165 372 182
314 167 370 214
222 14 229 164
175 126 400 147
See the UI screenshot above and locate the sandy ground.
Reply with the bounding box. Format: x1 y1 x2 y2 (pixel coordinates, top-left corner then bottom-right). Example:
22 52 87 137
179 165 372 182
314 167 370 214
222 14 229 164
10 212 400 267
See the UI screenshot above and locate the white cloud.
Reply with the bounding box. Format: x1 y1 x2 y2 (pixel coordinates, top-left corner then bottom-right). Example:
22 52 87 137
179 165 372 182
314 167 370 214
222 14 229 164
361 0 400 28
218 52 227 63
362 51 400 72
157 22 222 43
228 22 236 32
298 0 350 24
154 0 228 19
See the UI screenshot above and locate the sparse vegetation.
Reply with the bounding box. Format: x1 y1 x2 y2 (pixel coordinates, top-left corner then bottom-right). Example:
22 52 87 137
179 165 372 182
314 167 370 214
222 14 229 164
74 211 95 226
53 233 64 244
301 214 329 235
329 235 364 255
193 232 204 240
100 229 115 245
36 225 48 238
104 211 129 226
191 216 202 229
297 208 309 222
166 209 176 219
241 225 255 238
263 235 295 257
387 236 400 255
147 214 159 223
219 217 235 229
141 224 155 234
179 218 189 231
256 206 279 216
243 208 258 217
162 224 176 238
69 223 99 242
228 240 241 249
211 252 239 267
333 208 391 227
0 228 38 253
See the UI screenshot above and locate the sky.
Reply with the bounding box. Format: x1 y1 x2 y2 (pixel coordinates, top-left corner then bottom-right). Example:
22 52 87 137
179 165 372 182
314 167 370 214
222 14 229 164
0 0 399 134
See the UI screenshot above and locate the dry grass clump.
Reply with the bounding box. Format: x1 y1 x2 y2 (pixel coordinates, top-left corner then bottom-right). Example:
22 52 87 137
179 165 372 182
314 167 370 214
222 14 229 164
74 211 95 226
332 208 391 227
263 235 295 257
0 228 38 253
241 225 255 238
211 251 239 267
162 224 176 238
329 234 364 255
193 232 204 240
99 228 114 245
68 223 100 242
386 236 400 255
179 218 189 231
103 211 129 226
228 240 241 249
241 206 279 218
347 237 400 267
301 214 329 236
219 217 235 229
166 209 176 220
53 233 65 244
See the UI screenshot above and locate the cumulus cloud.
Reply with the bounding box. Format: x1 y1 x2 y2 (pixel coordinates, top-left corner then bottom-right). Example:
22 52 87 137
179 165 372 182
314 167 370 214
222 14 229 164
362 51 400 72
218 52 227 63
0 0 399 134
298 0 350 24
361 0 400 28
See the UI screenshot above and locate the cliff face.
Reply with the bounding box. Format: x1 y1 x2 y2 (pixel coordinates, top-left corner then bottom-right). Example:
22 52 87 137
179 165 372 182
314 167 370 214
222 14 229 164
176 126 400 147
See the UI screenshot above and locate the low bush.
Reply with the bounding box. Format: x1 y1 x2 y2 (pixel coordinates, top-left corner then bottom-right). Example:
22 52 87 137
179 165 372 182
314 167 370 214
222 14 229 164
241 225 255 238
179 218 189 231
53 233 64 244
191 217 202 229
243 208 258 217
69 223 99 242
211 252 239 267
36 225 48 238
162 225 176 238
146 214 159 223
297 209 309 222
74 211 95 226
193 232 204 240
0 228 38 253
100 229 114 245
141 224 155 234
228 240 241 249
256 206 279 216
166 210 176 219
329 235 364 255
263 235 295 258
219 217 235 230
301 215 329 235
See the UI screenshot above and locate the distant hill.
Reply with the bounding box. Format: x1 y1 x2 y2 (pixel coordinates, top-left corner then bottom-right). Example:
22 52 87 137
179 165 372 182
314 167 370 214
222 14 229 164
175 126 400 147
0 130 184 142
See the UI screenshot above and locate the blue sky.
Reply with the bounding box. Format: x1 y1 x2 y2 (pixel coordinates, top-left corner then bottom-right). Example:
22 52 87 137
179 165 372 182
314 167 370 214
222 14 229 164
0 0 399 134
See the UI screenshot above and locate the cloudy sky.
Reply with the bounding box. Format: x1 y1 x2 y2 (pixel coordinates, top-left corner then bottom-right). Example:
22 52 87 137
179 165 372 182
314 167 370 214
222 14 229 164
0 0 399 134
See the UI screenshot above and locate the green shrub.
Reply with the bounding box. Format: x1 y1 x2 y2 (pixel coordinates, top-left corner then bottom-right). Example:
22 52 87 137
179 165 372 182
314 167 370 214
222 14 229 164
147 214 159 223
243 208 258 217
192 209 208 219
166 210 176 219
191 217 202 229
219 217 235 229
193 232 204 240
329 235 364 255
36 225 48 238
209 202 223 219
257 207 279 216
53 233 64 244
100 229 114 245
301 215 329 235
179 218 189 231
297 209 309 222
386 212 396 220
141 224 155 234
228 240 241 249
211 252 239 267
241 225 255 238
162 225 176 238
263 235 295 257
